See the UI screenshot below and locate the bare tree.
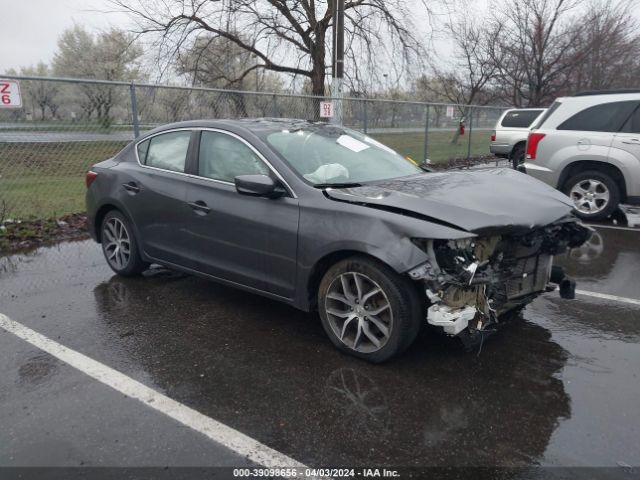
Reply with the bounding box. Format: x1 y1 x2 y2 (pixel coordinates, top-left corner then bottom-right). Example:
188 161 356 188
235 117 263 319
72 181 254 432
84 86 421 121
9 64 59 120
488 0 583 107
157 88 192 122
427 18 499 143
109 0 431 96
431 19 498 105
177 34 280 91
569 0 640 92
53 25 143 127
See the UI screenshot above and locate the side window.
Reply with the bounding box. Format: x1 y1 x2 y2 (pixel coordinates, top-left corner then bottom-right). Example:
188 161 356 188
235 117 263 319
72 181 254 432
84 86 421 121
143 131 191 173
621 107 640 134
199 131 270 182
557 101 638 132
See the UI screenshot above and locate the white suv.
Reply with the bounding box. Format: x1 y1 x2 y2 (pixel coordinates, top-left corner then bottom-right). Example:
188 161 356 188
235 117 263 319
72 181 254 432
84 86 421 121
490 108 546 168
524 91 640 220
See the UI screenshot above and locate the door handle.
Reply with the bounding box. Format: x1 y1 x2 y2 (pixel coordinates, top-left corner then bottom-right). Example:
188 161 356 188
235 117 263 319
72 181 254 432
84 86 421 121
122 182 140 193
622 138 640 145
187 200 211 214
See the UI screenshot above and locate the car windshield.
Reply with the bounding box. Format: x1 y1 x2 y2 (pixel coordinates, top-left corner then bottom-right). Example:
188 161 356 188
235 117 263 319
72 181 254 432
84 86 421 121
264 125 421 186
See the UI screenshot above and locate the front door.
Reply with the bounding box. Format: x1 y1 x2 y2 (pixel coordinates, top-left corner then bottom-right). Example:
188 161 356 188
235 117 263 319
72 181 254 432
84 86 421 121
183 130 299 299
611 105 640 196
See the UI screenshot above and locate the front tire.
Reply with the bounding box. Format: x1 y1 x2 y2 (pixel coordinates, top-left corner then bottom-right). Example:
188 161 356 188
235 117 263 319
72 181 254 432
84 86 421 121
318 256 422 363
101 210 148 276
563 170 620 220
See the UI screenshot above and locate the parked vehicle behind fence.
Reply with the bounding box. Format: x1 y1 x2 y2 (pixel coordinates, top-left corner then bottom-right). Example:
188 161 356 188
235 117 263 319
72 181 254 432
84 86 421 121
86 118 590 362
490 108 546 169
523 90 640 220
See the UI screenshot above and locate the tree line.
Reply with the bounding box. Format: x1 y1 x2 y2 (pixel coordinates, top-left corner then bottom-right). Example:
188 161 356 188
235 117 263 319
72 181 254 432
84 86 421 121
4 0 639 127
422 0 640 108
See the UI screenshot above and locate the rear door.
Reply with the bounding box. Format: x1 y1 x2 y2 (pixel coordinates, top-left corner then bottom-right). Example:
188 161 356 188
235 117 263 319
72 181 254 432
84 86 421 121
182 129 300 298
120 129 196 265
611 105 640 196
553 101 640 165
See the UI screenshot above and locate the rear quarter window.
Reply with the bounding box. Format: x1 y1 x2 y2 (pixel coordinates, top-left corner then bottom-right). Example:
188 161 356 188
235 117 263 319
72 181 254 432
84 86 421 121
137 139 150 163
557 101 638 132
500 110 544 128
532 101 560 129
139 131 192 173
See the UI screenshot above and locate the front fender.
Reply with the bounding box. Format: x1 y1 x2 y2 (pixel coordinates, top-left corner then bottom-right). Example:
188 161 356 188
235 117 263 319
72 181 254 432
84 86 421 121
294 201 474 310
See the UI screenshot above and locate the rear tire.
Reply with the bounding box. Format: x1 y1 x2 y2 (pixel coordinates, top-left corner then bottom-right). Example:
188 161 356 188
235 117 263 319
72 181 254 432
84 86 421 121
563 170 620 221
101 210 148 276
318 256 422 363
510 144 525 170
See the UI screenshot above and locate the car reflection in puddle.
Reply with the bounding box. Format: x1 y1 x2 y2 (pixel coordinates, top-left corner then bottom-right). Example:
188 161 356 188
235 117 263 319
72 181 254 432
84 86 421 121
93 273 570 467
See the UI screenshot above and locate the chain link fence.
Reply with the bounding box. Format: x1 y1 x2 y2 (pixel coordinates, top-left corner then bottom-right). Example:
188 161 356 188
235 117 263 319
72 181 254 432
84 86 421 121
0 75 507 221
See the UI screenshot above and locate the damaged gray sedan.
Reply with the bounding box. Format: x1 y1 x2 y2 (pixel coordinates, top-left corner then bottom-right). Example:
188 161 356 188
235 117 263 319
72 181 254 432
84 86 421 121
86 119 591 363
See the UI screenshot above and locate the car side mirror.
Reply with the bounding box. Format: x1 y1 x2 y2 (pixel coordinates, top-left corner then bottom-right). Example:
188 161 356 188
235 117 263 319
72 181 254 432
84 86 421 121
234 174 284 198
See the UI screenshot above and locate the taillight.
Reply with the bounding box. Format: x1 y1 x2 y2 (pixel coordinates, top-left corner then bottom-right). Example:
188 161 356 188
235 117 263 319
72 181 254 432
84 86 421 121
526 133 546 160
490 131 496 142
85 171 98 188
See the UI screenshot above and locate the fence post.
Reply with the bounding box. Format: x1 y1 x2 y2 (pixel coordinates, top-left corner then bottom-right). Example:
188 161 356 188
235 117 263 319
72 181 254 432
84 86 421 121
271 95 278 117
423 105 430 163
466 106 473 166
363 100 368 134
129 83 140 139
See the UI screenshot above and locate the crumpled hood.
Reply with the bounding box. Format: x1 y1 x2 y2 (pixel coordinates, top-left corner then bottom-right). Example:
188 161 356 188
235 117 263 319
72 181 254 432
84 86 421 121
325 168 575 234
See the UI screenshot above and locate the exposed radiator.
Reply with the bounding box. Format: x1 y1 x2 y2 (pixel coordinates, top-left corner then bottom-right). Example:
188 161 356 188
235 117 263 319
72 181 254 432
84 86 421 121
505 254 551 299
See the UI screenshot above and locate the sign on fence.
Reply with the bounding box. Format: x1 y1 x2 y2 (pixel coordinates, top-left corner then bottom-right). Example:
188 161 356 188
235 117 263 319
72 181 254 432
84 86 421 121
0 80 22 108
320 101 334 118
446 106 454 118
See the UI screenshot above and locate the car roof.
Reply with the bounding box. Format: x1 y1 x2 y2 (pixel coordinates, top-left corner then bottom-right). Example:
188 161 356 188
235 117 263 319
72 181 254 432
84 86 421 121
143 118 329 138
574 89 640 96
505 107 546 112
555 92 640 104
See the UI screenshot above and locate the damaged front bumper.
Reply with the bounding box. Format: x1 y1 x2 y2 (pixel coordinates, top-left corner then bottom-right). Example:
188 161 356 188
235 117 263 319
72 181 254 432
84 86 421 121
408 218 591 339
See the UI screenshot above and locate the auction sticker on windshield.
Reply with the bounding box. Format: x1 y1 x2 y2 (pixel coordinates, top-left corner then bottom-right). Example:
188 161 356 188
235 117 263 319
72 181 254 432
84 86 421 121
0 80 22 108
336 134 370 152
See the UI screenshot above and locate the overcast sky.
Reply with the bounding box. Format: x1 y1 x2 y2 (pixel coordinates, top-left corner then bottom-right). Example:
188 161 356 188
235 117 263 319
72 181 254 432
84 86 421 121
0 0 449 76
2 0 639 78
0 0 130 73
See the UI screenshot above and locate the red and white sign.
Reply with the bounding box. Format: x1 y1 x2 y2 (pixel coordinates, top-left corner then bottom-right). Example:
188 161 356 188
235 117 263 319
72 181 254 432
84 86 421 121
0 80 22 108
320 101 334 118
446 106 455 118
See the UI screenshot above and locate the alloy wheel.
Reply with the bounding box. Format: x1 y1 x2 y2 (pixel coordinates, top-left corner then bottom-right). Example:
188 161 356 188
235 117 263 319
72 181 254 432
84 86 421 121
569 179 610 215
103 217 131 270
325 272 393 353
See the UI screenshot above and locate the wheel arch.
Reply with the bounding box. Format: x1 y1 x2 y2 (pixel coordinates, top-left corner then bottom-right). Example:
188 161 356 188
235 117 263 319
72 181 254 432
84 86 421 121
93 202 137 243
558 160 627 201
511 140 526 156
304 249 421 312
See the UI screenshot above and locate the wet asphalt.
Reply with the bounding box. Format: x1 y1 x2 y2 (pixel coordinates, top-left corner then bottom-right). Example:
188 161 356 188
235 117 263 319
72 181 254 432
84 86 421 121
0 221 639 472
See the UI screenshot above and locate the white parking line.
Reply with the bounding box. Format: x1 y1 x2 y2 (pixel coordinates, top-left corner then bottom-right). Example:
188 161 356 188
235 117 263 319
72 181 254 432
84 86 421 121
576 290 640 306
585 224 640 232
0 313 307 470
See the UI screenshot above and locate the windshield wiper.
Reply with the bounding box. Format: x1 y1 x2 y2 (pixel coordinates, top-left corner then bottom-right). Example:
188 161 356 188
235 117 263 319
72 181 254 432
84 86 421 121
313 182 362 189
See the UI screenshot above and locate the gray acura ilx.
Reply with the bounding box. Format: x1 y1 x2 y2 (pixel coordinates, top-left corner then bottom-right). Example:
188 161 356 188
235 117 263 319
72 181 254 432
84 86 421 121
86 118 591 362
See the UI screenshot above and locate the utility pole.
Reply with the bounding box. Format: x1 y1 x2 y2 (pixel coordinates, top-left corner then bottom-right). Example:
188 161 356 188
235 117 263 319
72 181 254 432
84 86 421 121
331 0 345 125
